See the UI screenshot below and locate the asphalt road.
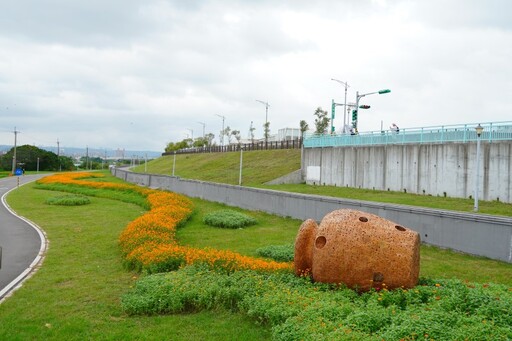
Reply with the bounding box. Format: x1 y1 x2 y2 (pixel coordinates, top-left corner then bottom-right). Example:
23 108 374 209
0 174 48 302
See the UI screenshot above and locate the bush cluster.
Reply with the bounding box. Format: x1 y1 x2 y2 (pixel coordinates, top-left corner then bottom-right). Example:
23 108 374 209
203 209 257 229
123 265 512 340
256 244 294 262
45 194 91 206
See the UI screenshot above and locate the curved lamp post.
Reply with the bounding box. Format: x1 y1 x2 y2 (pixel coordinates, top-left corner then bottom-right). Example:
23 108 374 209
353 89 391 131
474 123 484 212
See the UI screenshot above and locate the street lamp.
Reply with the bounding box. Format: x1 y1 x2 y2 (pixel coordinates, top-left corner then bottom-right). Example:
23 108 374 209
215 114 226 146
239 146 244 186
474 123 484 212
331 79 350 133
353 89 390 131
197 121 206 138
256 100 270 144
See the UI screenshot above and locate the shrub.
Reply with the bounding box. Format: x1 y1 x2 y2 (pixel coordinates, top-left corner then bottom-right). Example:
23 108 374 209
256 244 294 262
45 195 91 206
203 209 257 229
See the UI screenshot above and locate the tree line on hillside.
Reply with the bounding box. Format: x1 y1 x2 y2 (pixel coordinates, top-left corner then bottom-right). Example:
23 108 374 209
165 107 330 153
0 145 75 172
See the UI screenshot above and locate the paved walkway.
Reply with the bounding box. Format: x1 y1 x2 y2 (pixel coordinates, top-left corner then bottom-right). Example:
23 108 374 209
0 174 48 302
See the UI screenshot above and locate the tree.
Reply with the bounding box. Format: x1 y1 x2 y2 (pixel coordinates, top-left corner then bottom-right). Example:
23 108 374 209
205 133 215 147
221 126 232 144
0 144 73 171
231 130 241 145
165 139 189 152
263 122 270 142
313 107 330 134
299 120 309 138
193 137 208 148
249 121 255 143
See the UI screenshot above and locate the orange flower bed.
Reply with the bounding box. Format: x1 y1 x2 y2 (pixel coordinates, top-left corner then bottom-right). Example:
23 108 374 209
38 172 292 273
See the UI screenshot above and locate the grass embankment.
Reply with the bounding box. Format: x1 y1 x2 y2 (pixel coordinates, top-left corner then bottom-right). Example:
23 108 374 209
134 149 301 186
134 150 512 217
1 172 511 340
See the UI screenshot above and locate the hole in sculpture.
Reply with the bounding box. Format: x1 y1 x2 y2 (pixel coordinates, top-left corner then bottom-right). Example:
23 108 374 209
359 217 368 222
395 225 406 231
373 272 384 282
315 236 326 249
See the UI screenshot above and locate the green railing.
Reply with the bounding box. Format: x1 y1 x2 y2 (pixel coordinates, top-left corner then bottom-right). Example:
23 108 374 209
303 121 512 148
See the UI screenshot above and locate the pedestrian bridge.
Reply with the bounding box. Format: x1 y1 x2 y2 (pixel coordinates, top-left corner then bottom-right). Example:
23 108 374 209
303 121 512 148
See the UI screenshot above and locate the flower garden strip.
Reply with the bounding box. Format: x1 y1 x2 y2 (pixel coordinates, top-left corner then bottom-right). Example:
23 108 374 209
36 172 291 273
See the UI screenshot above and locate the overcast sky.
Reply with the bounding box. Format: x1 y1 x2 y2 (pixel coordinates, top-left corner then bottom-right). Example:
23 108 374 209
1 0 511 152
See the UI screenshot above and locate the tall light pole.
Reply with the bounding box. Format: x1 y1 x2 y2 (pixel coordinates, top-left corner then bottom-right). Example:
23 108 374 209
215 114 225 146
474 124 484 212
239 146 244 186
57 138 61 171
353 89 391 132
256 100 270 144
331 79 350 133
197 121 205 138
11 127 19 175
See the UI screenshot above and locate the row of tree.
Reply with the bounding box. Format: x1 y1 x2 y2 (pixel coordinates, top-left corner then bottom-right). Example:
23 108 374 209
165 107 330 153
0 145 75 172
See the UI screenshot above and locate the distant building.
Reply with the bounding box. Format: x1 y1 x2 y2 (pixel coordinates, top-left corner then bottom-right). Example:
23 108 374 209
277 128 301 141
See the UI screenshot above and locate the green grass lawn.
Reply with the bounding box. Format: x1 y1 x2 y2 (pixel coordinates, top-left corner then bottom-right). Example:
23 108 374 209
0 183 270 340
1 174 511 340
132 150 512 217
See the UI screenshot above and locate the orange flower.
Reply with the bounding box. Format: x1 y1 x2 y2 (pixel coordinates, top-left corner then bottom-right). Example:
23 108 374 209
39 172 292 273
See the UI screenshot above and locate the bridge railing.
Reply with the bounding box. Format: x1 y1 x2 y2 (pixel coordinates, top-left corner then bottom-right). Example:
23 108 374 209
303 121 512 148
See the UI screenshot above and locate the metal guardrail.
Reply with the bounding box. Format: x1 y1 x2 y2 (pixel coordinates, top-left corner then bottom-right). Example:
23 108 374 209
303 121 512 148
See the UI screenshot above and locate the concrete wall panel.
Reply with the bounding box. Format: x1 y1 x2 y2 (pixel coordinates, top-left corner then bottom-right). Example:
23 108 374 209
303 141 512 203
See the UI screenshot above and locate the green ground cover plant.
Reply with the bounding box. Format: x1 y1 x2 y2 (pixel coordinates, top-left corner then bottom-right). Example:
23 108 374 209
123 264 512 340
45 194 91 206
2 172 511 340
203 209 258 229
256 244 294 262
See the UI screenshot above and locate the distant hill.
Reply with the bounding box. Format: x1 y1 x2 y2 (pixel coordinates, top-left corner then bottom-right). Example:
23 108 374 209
0 145 162 159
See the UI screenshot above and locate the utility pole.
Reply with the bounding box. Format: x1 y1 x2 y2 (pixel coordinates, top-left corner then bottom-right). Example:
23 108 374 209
57 138 61 171
256 100 270 144
331 79 350 133
11 127 20 175
215 114 226 146
197 122 205 138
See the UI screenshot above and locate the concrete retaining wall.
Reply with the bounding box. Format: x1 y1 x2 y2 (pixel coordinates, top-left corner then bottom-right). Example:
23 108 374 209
303 141 512 203
113 168 512 263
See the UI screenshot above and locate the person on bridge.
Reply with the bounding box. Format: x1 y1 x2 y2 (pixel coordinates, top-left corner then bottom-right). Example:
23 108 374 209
390 123 399 134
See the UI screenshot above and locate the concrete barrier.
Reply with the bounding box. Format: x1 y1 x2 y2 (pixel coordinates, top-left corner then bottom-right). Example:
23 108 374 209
303 141 512 203
113 168 512 263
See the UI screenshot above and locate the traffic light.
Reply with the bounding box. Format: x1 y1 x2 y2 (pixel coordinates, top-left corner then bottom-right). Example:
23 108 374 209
359 105 371 109
331 99 336 118
352 109 358 121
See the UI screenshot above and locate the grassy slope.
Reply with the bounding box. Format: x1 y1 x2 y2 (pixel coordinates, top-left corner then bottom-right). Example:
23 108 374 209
134 150 512 217
134 149 301 186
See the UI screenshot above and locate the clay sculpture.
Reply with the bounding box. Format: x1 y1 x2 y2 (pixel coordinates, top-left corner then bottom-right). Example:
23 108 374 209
294 209 420 291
